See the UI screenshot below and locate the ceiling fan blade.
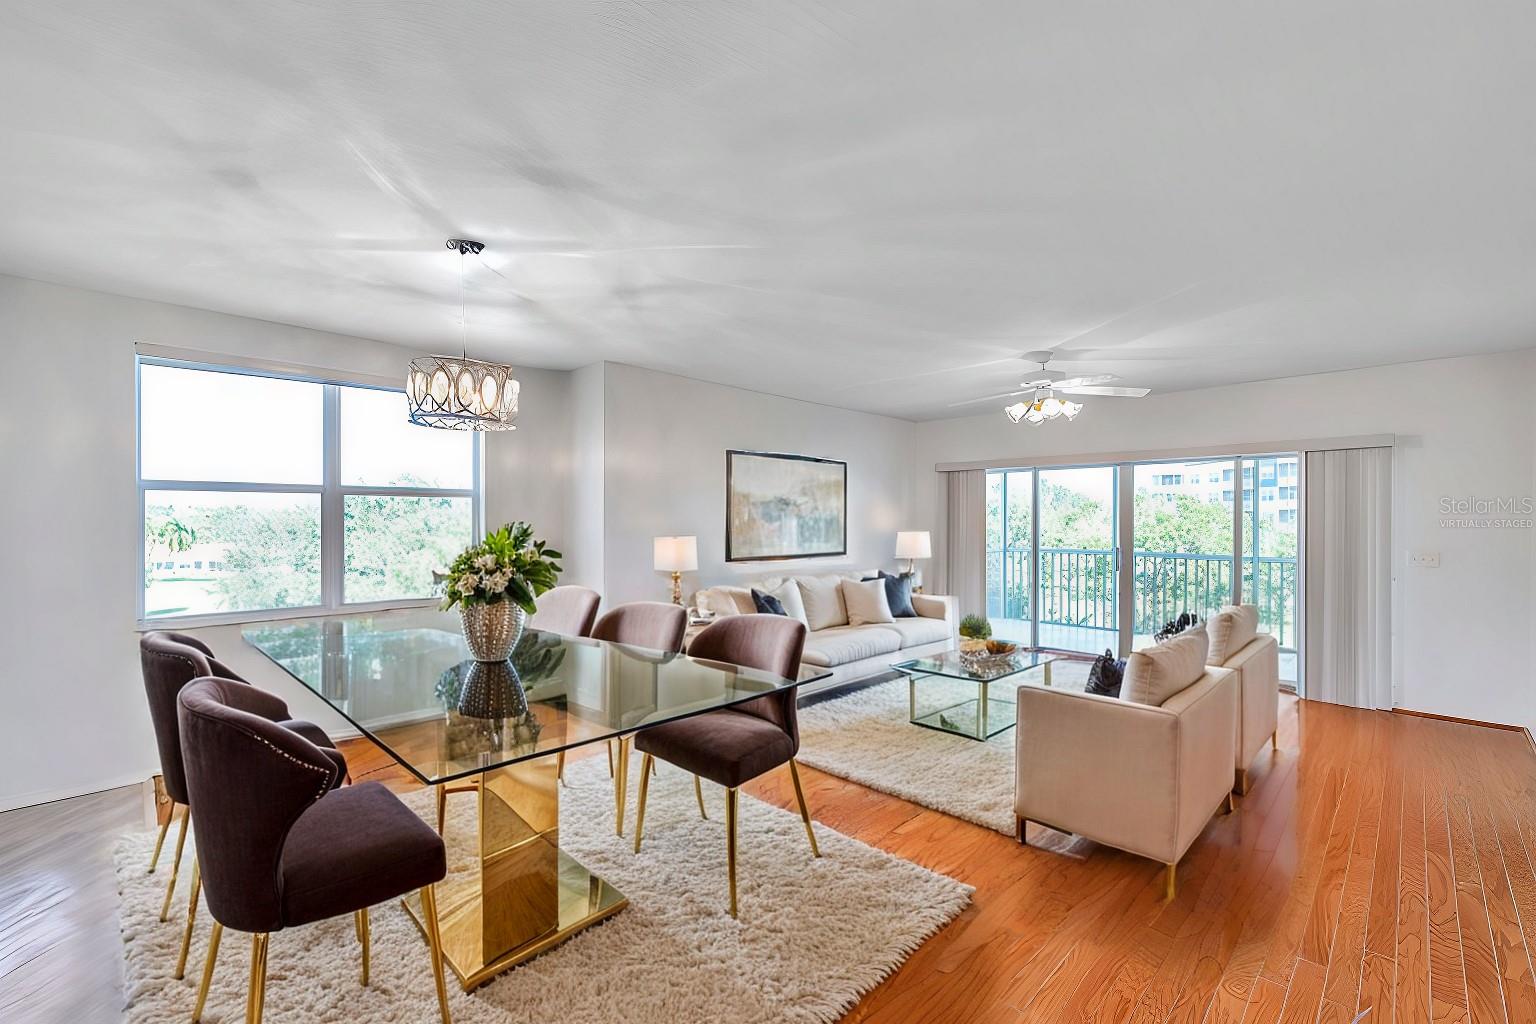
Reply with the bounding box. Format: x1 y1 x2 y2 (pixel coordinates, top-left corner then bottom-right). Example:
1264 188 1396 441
947 389 1031 408
1057 385 1151 397
1051 374 1119 389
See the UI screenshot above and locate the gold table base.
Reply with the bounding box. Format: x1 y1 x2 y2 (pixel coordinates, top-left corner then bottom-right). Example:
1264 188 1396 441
404 751 628 991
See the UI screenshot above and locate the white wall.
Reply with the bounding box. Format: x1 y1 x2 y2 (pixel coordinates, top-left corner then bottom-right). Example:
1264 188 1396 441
0 275 572 810
912 350 1536 732
596 363 918 604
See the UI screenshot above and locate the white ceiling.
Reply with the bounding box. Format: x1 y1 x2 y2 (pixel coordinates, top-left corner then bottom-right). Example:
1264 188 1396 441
4 1 1535 420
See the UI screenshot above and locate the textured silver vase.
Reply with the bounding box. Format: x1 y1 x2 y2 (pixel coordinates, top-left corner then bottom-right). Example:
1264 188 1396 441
459 601 526 662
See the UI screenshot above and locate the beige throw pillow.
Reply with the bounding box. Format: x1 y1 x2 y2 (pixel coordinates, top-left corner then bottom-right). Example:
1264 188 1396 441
1121 627 1210 706
841 577 895 626
796 575 849 631
757 578 809 627
1206 604 1260 663
697 586 754 617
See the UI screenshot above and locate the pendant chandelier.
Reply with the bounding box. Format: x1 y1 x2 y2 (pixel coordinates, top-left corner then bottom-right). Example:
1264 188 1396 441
406 239 521 431
1004 387 1081 425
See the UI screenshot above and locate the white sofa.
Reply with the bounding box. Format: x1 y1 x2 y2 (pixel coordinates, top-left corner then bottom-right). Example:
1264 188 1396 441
693 571 955 693
1014 627 1238 899
1205 604 1280 794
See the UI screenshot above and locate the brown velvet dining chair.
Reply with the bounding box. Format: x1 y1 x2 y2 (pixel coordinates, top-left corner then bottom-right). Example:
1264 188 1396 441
139 631 346 981
528 584 602 638
177 677 453 1024
590 601 688 834
630 614 820 917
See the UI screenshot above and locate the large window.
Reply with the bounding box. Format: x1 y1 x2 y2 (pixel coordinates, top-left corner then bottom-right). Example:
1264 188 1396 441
138 360 479 623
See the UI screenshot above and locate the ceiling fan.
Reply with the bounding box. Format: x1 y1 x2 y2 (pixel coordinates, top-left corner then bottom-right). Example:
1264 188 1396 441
949 350 1151 424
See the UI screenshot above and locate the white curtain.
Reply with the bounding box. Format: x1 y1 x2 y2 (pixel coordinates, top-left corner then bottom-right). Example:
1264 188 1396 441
943 469 987 621
1303 447 1393 709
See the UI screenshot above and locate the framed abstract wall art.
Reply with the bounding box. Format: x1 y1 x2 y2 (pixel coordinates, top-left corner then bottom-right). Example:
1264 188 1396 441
725 450 847 562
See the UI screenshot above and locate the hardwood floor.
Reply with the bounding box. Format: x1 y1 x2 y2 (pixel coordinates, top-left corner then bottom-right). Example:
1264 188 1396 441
347 694 1536 1024
4 695 1535 1023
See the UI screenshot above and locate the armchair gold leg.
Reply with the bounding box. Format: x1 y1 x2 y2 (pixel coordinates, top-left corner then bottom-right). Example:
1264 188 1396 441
435 784 447 835
1165 863 1177 901
246 932 269 1024
160 807 189 921
420 885 452 1024
726 787 739 918
1271 731 1278 751
1016 816 1028 845
148 803 175 873
633 753 654 853
787 760 820 859
1237 768 1250 796
694 774 708 820
192 921 222 1023
614 736 631 835
1226 792 1237 814
355 908 370 986
173 859 201 979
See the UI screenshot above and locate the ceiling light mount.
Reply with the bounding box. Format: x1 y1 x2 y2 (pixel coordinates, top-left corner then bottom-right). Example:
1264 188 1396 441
405 238 520 431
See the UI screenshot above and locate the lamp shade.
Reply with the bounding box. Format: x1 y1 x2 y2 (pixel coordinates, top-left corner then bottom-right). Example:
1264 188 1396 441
653 535 699 573
895 531 932 560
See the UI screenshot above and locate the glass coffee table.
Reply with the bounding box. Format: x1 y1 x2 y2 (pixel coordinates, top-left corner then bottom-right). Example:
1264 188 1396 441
892 648 1058 741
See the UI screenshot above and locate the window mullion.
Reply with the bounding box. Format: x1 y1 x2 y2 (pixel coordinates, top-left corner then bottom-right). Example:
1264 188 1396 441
321 384 343 608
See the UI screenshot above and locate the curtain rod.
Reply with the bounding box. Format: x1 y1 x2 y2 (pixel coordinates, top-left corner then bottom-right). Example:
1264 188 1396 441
933 434 1394 473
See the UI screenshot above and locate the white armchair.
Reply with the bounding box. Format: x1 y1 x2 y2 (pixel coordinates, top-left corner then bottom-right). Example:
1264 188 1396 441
1014 630 1238 899
1206 604 1280 794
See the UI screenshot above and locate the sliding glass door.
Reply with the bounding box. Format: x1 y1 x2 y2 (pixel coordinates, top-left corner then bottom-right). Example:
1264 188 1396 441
982 453 1301 687
1242 455 1300 685
1131 459 1235 650
1037 466 1117 654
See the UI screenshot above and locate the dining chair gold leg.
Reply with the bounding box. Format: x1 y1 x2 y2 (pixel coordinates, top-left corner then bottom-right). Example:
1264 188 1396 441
694 774 708 820
246 932 269 1024
160 806 189 921
1272 731 1278 751
1016 816 1028 845
420 885 452 1024
435 784 447 835
356 907 370 986
614 736 631 836
191 921 222 1023
787 760 821 859
173 859 201 979
633 753 654 853
556 750 566 786
606 739 615 778
725 787 739 918
148 803 175 873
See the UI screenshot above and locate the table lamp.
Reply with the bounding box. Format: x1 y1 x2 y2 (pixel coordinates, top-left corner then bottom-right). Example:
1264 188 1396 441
653 535 698 605
895 530 931 577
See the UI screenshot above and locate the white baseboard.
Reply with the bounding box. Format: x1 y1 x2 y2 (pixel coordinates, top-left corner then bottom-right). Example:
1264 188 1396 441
0 771 155 814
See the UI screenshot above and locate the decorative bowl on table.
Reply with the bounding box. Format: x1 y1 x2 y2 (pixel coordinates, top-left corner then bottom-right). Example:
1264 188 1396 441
958 639 1021 674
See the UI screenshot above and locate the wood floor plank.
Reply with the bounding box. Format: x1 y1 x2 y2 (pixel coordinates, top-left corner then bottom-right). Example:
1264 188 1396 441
1276 957 1327 1024
1397 768 1432 1024
1425 781 1470 1022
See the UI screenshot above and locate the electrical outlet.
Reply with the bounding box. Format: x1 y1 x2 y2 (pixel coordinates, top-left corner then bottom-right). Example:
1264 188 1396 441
1409 552 1440 568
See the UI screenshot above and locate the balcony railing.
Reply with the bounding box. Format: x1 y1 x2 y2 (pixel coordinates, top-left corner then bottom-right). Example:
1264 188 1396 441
985 546 1296 647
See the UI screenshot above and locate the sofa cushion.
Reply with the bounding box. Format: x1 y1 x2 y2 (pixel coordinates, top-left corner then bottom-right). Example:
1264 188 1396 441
865 571 917 617
878 615 951 648
1207 604 1260 664
796 575 849 631
697 586 755 617
800 625 903 667
1121 627 1210 707
758 579 808 626
842 577 895 626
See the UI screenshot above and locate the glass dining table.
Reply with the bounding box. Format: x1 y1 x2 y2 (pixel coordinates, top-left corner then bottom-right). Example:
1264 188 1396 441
244 607 825 990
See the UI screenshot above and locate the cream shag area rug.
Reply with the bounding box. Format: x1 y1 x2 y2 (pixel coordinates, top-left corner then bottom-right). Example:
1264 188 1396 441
116 754 970 1024
797 661 1091 836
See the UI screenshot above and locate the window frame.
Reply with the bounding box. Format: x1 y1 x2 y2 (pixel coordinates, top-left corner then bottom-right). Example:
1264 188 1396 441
135 355 482 629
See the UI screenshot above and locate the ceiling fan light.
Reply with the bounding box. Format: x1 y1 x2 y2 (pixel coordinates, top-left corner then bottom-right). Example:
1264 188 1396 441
1039 396 1063 418
1023 403 1046 425
1004 401 1029 423
1062 400 1082 420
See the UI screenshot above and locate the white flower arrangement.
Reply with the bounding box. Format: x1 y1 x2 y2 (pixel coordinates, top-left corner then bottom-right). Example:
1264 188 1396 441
440 522 563 613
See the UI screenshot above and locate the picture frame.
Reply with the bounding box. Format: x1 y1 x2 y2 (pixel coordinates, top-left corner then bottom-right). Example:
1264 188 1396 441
725 450 848 562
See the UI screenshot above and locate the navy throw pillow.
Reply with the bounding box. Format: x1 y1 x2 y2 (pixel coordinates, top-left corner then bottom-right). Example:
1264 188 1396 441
861 571 916 617
1084 648 1128 698
751 588 787 616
